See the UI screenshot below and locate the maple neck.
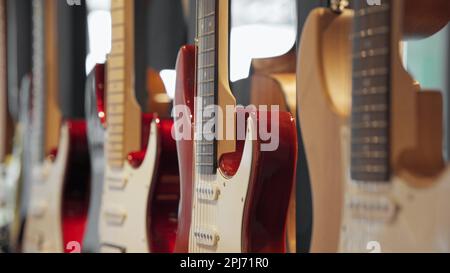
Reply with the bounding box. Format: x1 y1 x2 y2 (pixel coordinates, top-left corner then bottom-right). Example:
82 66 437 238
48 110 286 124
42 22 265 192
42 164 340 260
351 0 392 182
0 0 6 162
195 0 218 175
106 0 141 169
31 0 46 162
30 0 61 162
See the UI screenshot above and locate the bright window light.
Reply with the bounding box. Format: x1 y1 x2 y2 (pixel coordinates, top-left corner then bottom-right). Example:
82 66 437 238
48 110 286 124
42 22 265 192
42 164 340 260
160 69 177 100
230 0 297 82
86 10 111 74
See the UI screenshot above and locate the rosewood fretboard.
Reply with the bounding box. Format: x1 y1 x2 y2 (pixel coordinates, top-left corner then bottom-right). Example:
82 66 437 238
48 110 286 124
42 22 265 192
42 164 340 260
195 0 218 175
351 0 392 182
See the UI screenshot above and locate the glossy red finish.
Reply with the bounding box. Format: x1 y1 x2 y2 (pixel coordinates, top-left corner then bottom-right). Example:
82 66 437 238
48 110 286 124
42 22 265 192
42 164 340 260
241 111 297 253
174 46 297 253
173 45 196 253
95 63 106 127
61 120 91 253
147 117 179 253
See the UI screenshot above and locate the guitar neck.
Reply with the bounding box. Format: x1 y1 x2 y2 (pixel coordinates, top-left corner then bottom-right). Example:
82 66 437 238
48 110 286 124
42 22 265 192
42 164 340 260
195 0 236 176
350 0 392 182
196 0 218 175
31 0 61 162
107 0 141 168
0 0 6 162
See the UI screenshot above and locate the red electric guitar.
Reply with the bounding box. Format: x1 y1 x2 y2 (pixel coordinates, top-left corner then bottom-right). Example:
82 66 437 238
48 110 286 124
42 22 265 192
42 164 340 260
23 0 90 253
173 0 297 253
98 0 179 253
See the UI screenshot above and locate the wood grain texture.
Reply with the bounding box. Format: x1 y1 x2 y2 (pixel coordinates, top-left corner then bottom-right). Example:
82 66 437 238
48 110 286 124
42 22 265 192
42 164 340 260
44 0 61 156
297 8 352 253
339 0 450 253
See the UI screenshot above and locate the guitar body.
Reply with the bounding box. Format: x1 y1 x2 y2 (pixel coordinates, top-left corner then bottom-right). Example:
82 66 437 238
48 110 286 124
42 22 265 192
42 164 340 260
0 124 23 252
24 121 90 253
339 0 450 253
82 65 106 252
100 114 179 253
250 50 297 252
340 171 450 252
297 8 352 252
174 46 298 253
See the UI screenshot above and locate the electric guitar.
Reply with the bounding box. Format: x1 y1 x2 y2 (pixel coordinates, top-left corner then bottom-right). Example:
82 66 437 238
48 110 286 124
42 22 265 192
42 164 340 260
0 0 13 251
23 0 90 253
173 0 297 253
99 0 179 253
249 49 297 253
339 0 450 252
297 3 352 252
82 64 106 253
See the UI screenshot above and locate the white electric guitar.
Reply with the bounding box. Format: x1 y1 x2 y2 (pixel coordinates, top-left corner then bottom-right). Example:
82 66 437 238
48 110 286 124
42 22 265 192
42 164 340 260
99 0 180 253
23 0 91 253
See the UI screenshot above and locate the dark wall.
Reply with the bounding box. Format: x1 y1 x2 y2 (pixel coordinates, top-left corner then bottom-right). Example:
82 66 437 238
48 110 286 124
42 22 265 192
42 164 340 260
6 0 32 120
57 0 87 119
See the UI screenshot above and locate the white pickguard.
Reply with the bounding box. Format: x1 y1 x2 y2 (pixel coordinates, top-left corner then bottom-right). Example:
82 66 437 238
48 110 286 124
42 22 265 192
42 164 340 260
99 121 158 253
22 124 69 253
339 127 450 253
189 117 255 253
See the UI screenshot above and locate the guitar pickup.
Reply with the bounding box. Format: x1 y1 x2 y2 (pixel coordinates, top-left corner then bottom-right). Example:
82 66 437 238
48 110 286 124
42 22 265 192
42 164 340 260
104 206 127 226
30 201 48 218
196 183 220 201
348 195 397 223
106 174 128 190
193 227 219 247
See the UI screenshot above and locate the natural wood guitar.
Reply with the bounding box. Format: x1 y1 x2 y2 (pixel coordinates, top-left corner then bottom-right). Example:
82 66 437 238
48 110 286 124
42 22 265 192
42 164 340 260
339 0 450 252
173 0 297 253
297 6 352 253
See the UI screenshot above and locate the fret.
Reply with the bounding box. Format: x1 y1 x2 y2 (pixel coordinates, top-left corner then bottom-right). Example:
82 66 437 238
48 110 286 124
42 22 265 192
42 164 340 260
353 86 387 96
351 0 391 182
352 104 387 113
355 4 390 17
352 121 388 130
351 151 388 159
198 12 215 20
352 136 387 145
352 26 389 39
353 67 388 78
353 47 389 59
351 165 388 174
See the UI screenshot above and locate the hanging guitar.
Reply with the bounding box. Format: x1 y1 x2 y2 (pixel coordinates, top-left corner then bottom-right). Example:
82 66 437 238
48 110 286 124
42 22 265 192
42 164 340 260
340 0 450 252
99 0 179 253
173 0 297 253
297 1 352 253
23 0 90 253
249 49 297 252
